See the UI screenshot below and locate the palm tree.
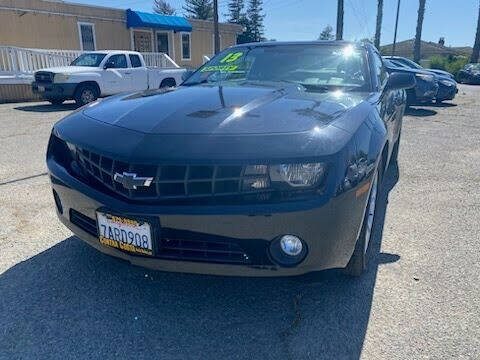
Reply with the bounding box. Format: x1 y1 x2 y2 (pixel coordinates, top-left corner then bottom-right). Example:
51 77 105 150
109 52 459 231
336 0 344 40
413 0 426 63
471 1 480 63
374 0 384 49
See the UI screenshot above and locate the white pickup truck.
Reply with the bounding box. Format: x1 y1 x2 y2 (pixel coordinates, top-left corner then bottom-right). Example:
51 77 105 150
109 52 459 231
32 50 186 106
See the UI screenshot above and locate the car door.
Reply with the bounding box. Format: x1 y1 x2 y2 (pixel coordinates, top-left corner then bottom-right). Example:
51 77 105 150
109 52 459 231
102 54 132 94
128 54 148 92
370 49 400 148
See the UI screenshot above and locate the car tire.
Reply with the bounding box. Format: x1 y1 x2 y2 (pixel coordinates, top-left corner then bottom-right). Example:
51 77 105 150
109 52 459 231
160 78 176 88
74 84 98 107
344 169 379 277
47 98 65 105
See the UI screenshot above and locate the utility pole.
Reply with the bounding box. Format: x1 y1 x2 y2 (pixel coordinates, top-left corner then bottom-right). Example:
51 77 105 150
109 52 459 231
392 0 401 56
336 0 344 40
213 0 220 54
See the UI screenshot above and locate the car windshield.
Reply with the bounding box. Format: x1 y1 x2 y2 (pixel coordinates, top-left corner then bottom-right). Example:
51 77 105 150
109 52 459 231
184 44 369 90
389 60 409 68
466 63 480 70
398 58 422 69
70 53 107 67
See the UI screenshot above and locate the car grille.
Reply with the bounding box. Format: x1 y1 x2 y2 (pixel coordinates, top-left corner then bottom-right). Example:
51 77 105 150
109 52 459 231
69 209 253 264
35 71 54 83
75 147 272 202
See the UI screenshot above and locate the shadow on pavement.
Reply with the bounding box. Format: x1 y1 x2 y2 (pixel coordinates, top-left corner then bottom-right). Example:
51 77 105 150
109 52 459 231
14 102 77 112
405 107 437 117
0 165 400 360
428 102 457 108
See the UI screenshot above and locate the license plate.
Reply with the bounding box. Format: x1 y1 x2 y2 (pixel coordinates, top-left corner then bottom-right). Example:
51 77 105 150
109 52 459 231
37 86 45 92
96 212 153 256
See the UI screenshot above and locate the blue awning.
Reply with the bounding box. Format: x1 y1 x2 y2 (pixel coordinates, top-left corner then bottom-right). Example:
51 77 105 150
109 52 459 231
126 9 192 32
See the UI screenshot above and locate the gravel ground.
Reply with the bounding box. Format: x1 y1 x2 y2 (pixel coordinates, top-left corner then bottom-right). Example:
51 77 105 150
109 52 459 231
0 87 479 359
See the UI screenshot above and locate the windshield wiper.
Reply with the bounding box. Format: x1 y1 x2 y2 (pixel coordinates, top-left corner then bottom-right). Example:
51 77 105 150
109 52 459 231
296 83 330 92
182 79 209 86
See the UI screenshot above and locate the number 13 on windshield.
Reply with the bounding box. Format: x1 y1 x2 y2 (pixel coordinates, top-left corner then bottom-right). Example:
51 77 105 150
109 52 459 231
220 52 243 63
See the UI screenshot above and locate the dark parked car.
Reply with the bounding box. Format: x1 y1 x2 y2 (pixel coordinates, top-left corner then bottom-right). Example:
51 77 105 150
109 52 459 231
47 41 414 277
383 56 455 79
385 58 457 103
457 63 480 84
383 59 438 105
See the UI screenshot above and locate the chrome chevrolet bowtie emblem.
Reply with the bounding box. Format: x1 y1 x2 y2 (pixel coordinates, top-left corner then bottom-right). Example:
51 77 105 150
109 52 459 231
113 172 153 190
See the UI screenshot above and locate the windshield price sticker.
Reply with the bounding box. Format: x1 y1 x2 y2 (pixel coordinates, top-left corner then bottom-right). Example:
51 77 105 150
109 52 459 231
200 64 239 72
220 52 244 63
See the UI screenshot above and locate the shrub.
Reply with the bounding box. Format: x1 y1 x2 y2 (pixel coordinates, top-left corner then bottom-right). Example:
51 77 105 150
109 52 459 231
429 55 447 70
427 55 469 79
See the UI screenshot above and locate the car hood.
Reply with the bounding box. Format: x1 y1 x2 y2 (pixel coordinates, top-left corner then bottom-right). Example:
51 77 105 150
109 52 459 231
82 84 369 135
37 66 98 74
429 69 454 78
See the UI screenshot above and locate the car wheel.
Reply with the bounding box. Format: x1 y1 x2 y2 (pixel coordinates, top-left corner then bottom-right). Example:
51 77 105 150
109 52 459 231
74 84 98 106
160 78 176 88
47 98 65 105
344 169 379 277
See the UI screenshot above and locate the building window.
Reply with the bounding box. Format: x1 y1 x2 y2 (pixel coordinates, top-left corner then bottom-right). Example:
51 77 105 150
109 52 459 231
77 22 96 51
181 33 191 61
133 30 153 53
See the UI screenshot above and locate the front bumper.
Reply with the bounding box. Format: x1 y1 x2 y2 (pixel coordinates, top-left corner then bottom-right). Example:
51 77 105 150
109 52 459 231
32 82 77 99
414 80 439 103
49 160 369 277
436 83 457 101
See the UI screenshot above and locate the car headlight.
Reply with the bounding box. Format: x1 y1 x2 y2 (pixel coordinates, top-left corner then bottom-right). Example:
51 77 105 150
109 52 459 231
439 79 454 86
53 73 71 83
270 163 326 188
415 73 435 82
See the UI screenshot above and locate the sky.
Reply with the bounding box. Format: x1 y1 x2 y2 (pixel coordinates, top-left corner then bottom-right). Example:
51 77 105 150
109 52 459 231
67 0 479 47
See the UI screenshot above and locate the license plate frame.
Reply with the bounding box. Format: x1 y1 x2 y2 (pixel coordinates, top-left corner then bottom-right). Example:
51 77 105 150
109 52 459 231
96 211 156 256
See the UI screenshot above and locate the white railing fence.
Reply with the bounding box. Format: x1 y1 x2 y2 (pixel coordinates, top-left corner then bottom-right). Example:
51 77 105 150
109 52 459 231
0 46 179 75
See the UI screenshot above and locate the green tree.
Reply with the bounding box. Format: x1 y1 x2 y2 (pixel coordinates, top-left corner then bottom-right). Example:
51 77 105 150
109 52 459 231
226 0 244 23
183 0 213 20
245 0 265 42
153 0 175 15
318 25 334 40
471 0 480 63
374 0 383 49
414 0 427 63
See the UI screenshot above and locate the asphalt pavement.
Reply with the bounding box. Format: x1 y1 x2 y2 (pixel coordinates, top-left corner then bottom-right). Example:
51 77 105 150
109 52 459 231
0 87 479 359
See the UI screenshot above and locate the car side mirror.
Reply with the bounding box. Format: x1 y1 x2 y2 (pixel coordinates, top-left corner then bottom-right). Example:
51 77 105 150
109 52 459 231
181 70 194 82
103 62 114 70
385 72 416 91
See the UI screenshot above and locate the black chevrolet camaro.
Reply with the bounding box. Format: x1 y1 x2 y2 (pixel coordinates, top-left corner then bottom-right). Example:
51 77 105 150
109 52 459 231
47 41 414 277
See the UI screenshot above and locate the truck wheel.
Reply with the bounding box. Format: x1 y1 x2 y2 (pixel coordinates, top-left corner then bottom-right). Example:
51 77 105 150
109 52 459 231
160 78 176 88
74 84 98 106
47 98 65 105
344 169 379 277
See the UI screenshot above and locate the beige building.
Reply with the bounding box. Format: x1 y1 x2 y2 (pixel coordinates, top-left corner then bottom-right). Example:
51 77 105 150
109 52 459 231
0 0 243 67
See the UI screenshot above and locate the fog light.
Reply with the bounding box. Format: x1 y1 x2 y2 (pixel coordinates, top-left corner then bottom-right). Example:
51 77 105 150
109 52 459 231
269 235 307 267
280 235 303 256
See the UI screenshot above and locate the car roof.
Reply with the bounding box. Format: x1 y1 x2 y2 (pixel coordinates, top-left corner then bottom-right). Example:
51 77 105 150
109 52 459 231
81 50 140 55
231 40 366 48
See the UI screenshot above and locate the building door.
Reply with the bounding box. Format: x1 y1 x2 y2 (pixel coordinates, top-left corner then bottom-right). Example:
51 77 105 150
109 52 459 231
157 33 169 56
133 31 152 52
